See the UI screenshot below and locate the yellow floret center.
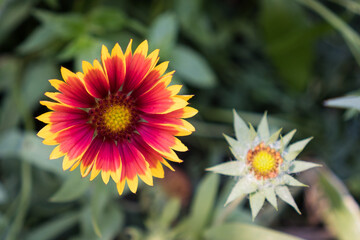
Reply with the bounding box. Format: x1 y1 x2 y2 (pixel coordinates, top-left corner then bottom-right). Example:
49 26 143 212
246 142 283 179
89 94 139 141
103 105 132 132
252 151 276 175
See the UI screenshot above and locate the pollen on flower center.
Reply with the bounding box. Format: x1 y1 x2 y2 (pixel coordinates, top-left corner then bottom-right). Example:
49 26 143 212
246 142 283 179
103 105 132 132
89 93 139 140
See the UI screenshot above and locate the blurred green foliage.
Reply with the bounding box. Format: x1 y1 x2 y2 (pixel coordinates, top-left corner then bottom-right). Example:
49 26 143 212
1 0 360 239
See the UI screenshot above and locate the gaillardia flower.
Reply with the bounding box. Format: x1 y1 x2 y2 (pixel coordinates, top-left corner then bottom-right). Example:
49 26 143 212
37 40 197 195
207 111 320 219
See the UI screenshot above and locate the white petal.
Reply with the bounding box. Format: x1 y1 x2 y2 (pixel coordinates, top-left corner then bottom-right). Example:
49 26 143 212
233 109 250 143
206 161 246 176
257 112 270 141
281 129 297 152
267 128 282 145
275 186 301 214
224 134 240 149
282 174 308 187
288 160 321 173
284 137 313 161
263 187 277 210
225 178 257 206
249 191 265 220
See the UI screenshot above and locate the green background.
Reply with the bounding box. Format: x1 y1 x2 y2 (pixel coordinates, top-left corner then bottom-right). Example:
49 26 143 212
1 0 360 239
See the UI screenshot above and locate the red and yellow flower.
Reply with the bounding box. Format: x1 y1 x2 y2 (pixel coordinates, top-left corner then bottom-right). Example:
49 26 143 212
37 40 197 195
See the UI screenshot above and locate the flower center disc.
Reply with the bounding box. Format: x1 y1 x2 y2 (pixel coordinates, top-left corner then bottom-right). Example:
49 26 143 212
103 105 132 132
89 94 139 140
246 143 283 179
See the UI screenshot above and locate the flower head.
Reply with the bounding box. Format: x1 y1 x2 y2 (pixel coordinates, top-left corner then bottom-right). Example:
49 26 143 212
37 40 197 195
207 111 320 219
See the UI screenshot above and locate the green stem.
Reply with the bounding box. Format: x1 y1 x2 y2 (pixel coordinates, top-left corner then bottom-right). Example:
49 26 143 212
214 195 244 226
296 0 360 65
5 60 33 240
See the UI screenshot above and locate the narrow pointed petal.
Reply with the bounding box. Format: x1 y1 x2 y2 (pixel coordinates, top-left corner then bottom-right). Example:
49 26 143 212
233 109 250 142
102 44 126 93
258 112 270 141
263 187 278 210
94 139 122 183
55 67 96 108
118 141 152 191
131 61 169 98
137 123 185 159
249 191 266 220
275 186 301 214
81 136 103 176
123 40 154 93
82 60 109 98
206 161 246 176
282 174 308 187
116 179 126 195
288 160 321 173
132 135 168 178
284 137 313 161
225 178 257 206
55 124 94 161
281 129 297 151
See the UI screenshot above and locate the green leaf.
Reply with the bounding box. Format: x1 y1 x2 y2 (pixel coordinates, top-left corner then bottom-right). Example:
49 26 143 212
275 186 300 214
249 191 265 220
90 179 112 238
33 10 85 39
225 178 257 206
281 174 308 187
17 25 58 54
20 132 63 175
0 56 18 91
172 45 216 88
88 7 126 33
285 137 313 161
0 183 7 204
58 35 99 62
263 187 277 210
257 112 269 141
205 223 302 240
73 37 103 72
324 96 360 111
233 109 250 143
148 12 178 57
25 212 79 240
0 0 33 44
23 60 57 111
296 0 360 67
96 204 124 240
288 160 321 173
0 129 22 157
189 174 219 234
317 170 360 239
0 97 21 131
206 161 246 176
159 198 181 229
79 203 124 240
260 0 316 91
50 173 90 202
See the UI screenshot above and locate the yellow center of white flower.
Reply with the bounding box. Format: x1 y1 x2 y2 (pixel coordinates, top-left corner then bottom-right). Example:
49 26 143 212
246 142 283 179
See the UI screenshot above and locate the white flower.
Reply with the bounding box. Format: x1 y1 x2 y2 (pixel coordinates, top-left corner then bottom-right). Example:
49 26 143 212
207 111 321 219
